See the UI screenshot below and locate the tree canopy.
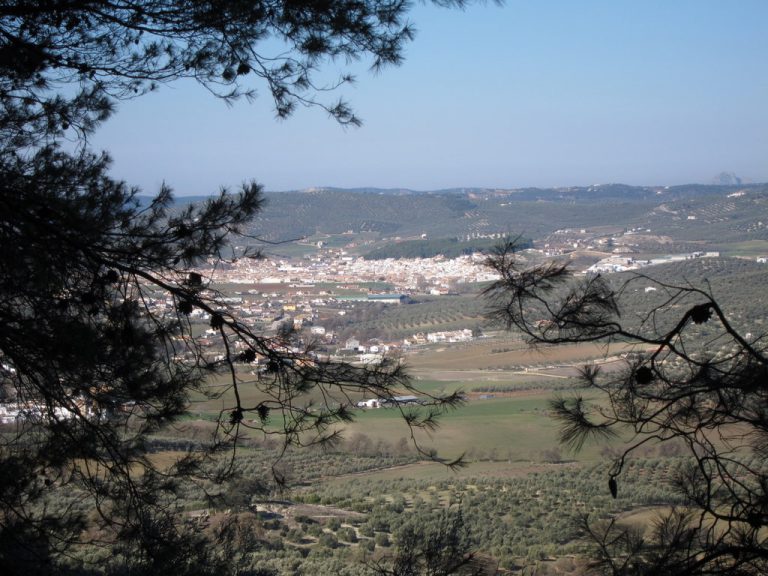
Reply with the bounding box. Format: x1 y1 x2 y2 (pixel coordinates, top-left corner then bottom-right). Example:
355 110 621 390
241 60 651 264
0 1 472 573
1 0 470 146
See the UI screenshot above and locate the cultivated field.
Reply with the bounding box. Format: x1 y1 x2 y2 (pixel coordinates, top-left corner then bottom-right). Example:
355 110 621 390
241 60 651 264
406 339 647 372
181 337 644 478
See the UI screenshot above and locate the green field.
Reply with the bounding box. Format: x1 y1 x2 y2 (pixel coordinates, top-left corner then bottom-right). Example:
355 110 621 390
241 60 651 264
170 332 692 575
341 390 610 465
716 239 768 257
184 336 631 469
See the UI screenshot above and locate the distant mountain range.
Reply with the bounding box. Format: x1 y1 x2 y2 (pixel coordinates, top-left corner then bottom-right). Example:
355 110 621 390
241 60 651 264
255 183 768 240
135 182 768 254
275 182 763 201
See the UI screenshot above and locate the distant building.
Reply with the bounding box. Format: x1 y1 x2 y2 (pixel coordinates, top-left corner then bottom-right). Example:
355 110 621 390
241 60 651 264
357 398 381 409
356 395 421 409
344 338 360 350
358 353 383 365
367 294 409 304
426 329 473 343
384 395 421 406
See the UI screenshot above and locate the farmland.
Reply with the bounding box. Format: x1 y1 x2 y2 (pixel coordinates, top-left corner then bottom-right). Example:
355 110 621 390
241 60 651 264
125 325 693 575
16 183 768 574
136 235 768 572
157 352 695 575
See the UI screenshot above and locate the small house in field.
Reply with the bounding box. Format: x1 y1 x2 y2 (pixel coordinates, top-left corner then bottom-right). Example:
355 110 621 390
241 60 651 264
381 395 420 407
356 395 421 409
344 337 360 350
356 398 381 409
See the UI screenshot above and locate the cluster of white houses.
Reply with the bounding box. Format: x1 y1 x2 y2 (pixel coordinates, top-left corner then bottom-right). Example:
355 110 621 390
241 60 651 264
356 395 421 409
0 401 96 424
201 252 497 293
344 329 475 353
586 251 721 274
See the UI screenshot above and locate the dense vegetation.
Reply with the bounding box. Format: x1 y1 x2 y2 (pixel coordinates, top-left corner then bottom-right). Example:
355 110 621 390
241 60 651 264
29 435 701 575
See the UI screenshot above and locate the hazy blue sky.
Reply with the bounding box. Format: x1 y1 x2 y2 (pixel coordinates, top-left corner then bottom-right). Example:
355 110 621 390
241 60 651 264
91 0 768 195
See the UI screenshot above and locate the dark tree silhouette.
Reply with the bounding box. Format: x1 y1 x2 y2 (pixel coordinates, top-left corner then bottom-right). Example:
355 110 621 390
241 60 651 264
484 239 768 575
0 1 472 573
1 0 472 146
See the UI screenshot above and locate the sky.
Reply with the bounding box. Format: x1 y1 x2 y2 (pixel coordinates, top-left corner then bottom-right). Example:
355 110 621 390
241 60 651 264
91 0 768 195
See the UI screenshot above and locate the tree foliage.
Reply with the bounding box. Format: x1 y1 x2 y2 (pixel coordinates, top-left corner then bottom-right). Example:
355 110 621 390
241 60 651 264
1 0 473 146
484 239 768 575
0 1 473 573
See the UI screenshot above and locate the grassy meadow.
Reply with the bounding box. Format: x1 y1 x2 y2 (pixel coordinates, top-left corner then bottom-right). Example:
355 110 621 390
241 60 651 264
181 336 639 478
340 392 600 464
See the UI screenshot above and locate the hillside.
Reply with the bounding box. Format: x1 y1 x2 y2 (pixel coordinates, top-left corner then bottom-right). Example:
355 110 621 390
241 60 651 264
364 236 532 260
236 184 768 257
